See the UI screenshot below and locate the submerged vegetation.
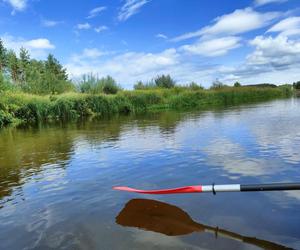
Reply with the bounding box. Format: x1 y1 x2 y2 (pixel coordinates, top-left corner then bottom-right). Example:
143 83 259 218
0 38 295 128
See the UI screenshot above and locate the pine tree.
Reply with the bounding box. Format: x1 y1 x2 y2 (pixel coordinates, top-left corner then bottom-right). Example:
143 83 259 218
22 59 44 93
45 54 68 81
7 50 20 83
19 47 30 83
0 39 7 72
43 54 70 94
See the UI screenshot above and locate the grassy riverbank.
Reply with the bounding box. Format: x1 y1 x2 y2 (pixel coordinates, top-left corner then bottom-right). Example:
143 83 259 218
0 86 293 127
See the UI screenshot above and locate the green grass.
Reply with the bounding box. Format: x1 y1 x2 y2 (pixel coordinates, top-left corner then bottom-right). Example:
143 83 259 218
0 86 293 128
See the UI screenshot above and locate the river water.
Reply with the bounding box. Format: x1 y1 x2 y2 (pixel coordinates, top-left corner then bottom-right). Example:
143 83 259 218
0 98 300 250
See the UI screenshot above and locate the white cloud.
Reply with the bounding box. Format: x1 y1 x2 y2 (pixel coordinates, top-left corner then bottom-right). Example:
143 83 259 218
267 16 300 36
133 230 205 249
118 0 150 22
76 23 91 30
1 35 55 58
87 6 107 19
247 35 300 67
202 138 280 177
25 38 55 49
64 8 300 88
80 48 106 59
66 46 222 88
217 34 300 84
82 48 104 58
219 64 300 85
66 48 180 86
180 36 241 57
3 0 27 13
254 0 287 6
172 8 280 41
156 33 168 39
41 19 62 27
65 29 300 87
251 119 300 165
283 191 300 201
94 25 108 33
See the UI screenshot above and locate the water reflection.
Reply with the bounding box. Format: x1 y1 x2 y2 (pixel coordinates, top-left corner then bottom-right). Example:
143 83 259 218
116 199 292 249
0 127 74 202
0 99 300 249
202 137 280 178
0 111 191 204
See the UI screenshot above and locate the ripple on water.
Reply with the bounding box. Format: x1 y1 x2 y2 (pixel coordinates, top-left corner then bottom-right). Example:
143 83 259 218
0 99 300 249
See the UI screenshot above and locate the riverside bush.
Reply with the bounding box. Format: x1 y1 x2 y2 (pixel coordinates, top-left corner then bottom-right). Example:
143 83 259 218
0 86 293 128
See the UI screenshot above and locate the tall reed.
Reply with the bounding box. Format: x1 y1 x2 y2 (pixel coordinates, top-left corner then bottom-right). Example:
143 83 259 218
0 86 293 127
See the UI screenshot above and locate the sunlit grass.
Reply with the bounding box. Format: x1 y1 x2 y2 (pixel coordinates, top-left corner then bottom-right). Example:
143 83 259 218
0 86 293 127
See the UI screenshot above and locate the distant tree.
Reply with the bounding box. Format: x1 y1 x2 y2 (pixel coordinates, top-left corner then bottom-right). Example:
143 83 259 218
0 39 7 73
154 74 176 88
234 81 241 87
100 75 119 94
0 43 75 94
134 81 145 90
188 81 204 90
210 79 225 90
22 59 45 94
43 54 72 94
293 81 300 90
19 47 30 83
7 50 20 83
78 74 119 94
243 83 277 88
133 80 156 90
0 39 7 90
79 73 98 93
0 72 4 91
0 73 12 92
45 54 68 81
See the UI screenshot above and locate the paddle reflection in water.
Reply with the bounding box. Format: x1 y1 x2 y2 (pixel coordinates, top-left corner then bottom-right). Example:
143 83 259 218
116 199 292 250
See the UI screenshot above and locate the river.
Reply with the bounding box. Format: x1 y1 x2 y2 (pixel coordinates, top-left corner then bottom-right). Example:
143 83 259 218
0 98 300 249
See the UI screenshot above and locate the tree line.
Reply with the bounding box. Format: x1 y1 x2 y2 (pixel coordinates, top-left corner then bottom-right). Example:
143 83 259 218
0 39 74 94
1 38 297 95
0 38 206 95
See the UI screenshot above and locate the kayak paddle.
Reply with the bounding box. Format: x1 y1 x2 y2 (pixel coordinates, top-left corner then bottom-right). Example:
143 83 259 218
113 182 300 195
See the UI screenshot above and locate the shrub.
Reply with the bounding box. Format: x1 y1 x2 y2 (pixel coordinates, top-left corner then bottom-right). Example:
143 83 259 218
133 80 156 90
134 81 145 90
293 81 300 89
234 81 241 87
0 110 13 127
0 86 293 128
78 74 120 94
52 98 77 120
112 95 132 114
154 74 176 88
0 73 14 92
188 82 204 91
210 79 228 90
14 98 51 122
100 76 120 94
78 73 98 93
86 95 112 115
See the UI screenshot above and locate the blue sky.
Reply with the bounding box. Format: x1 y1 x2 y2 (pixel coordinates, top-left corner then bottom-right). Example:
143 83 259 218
1 0 300 88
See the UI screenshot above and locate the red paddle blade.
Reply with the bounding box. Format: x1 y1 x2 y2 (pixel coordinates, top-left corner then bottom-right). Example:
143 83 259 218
113 185 202 194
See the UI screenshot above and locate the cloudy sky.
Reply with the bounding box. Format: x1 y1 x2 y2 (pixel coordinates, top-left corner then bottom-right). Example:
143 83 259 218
1 0 300 88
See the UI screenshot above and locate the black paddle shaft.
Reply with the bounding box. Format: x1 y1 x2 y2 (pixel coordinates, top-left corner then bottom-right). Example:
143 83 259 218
240 183 300 192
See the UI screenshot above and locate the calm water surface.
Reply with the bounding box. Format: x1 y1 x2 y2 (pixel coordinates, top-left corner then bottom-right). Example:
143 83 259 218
0 98 300 250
